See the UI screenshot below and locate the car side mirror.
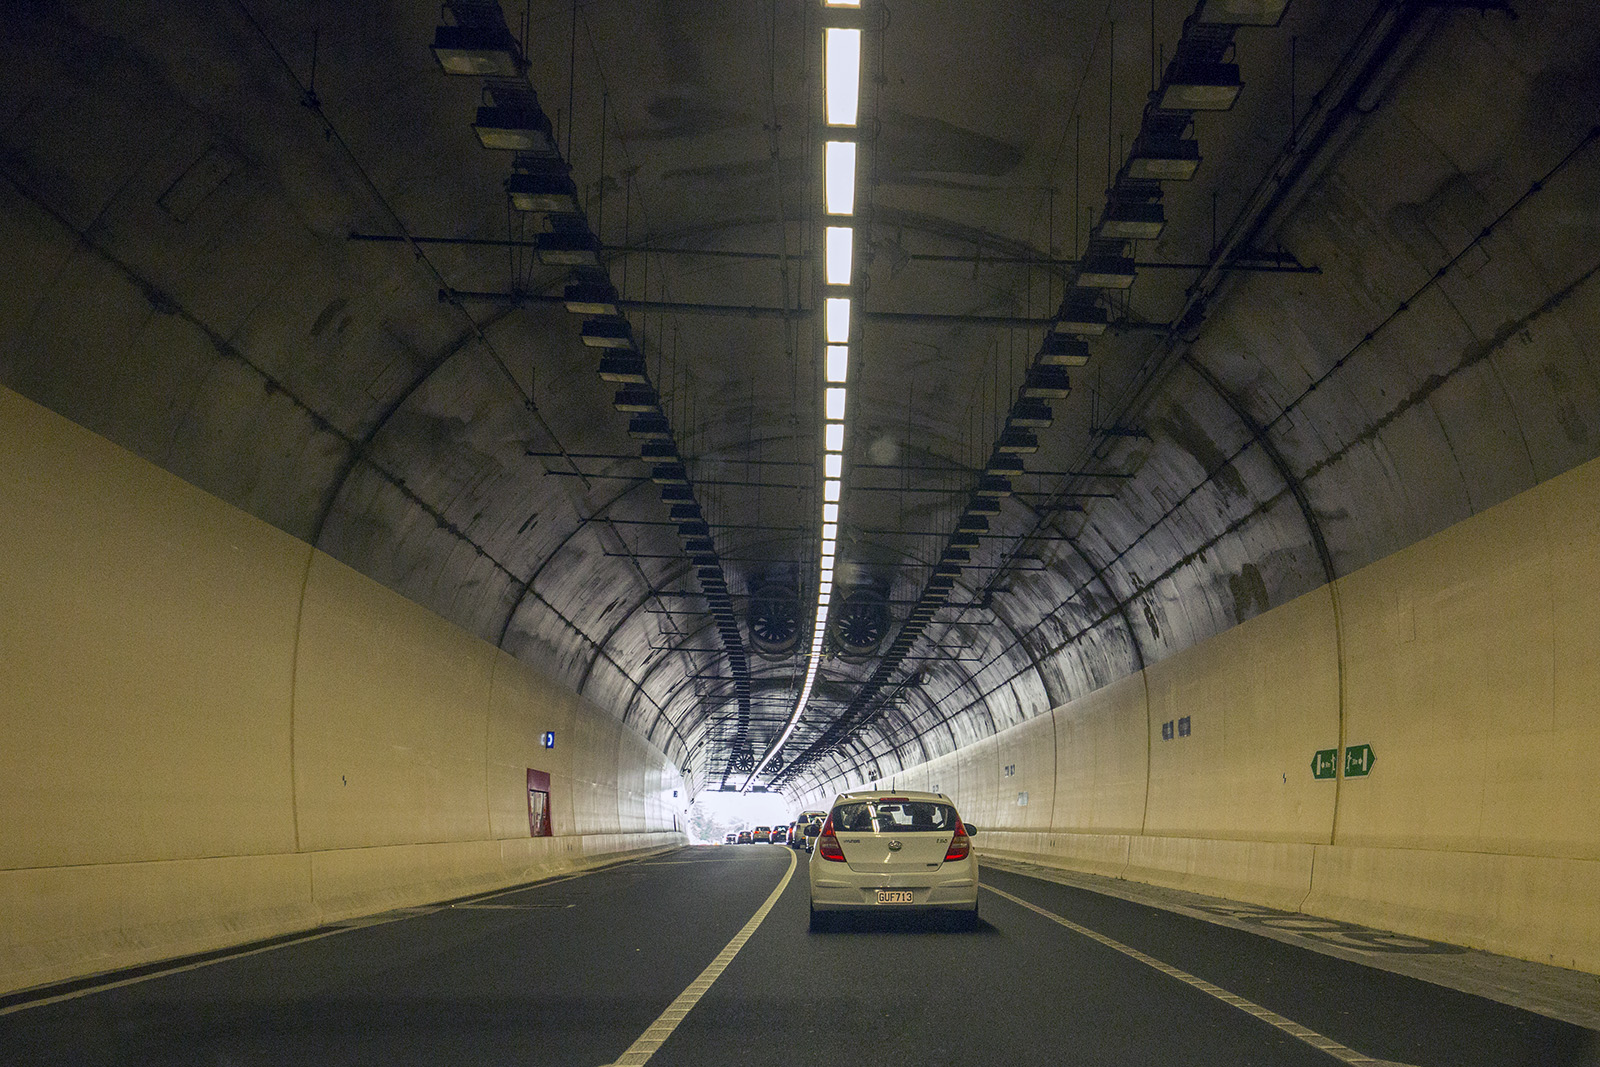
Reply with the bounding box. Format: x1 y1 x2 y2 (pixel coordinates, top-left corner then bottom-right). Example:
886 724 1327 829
805 823 820 837
964 824 977 836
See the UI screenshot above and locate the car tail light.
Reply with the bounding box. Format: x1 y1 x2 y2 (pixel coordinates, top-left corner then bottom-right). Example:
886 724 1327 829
817 815 846 862
944 821 971 862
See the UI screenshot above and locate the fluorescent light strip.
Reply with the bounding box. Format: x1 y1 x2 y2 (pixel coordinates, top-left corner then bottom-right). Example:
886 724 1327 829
826 345 848 384
824 141 856 214
824 28 861 126
743 14 868 794
825 226 853 285
825 297 850 343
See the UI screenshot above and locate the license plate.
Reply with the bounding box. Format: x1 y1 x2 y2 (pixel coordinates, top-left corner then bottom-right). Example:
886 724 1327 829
876 890 914 904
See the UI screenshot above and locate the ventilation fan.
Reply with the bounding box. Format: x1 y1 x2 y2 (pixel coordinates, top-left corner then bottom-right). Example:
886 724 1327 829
831 585 888 657
747 582 801 657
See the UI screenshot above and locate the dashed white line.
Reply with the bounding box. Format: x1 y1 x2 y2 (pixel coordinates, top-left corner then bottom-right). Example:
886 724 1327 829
603 848 798 1066
982 883 1423 1067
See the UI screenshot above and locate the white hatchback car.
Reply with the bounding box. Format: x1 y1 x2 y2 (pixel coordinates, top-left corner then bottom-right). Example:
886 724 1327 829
807 790 979 930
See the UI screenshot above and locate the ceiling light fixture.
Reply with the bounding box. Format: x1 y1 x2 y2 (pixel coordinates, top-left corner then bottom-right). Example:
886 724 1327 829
1100 199 1167 240
825 297 851 343
564 274 621 316
505 170 580 214
825 423 844 451
535 229 601 267
825 226 853 285
473 103 557 154
824 141 857 214
825 28 861 126
431 24 525 77
1198 0 1288 23
826 345 849 383
1157 61 1243 110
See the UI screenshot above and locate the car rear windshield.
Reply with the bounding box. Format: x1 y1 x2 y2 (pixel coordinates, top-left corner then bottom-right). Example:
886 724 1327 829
831 800 960 833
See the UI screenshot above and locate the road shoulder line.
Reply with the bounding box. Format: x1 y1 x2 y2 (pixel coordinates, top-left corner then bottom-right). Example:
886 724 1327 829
983 882 1420 1067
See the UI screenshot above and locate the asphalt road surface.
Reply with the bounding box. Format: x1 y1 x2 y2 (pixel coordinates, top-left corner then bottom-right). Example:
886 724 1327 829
3 845 1595 1066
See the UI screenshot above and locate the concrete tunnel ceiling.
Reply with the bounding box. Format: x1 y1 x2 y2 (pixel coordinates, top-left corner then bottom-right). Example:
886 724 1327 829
3 1 1598 798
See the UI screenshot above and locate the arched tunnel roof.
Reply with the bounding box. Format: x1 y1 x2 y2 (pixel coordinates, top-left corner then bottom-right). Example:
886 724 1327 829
3 0 1597 800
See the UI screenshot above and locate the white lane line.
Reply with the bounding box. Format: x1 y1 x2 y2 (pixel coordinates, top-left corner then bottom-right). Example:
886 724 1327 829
604 848 798 1067
1 860 650 1016
982 883 1423 1067
0 924 364 1017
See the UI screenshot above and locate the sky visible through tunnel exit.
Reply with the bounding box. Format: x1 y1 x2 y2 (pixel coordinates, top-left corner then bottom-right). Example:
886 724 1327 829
686 789 795 844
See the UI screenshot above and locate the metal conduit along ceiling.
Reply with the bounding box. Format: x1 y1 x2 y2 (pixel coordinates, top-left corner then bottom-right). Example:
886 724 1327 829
3 1 1598 800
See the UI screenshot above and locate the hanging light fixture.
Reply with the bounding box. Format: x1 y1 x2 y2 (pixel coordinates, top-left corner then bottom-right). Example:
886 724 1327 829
473 99 557 154
1157 60 1243 110
1055 289 1108 335
505 161 579 214
1198 0 1289 26
431 24 525 77
564 271 621 316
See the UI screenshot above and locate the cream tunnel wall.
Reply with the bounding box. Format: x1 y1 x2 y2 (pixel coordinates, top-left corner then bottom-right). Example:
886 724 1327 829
830 453 1600 974
0 386 686 997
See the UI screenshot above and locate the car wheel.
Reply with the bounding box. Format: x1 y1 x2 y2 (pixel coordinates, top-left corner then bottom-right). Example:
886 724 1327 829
808 905 828 933
963 902 980 931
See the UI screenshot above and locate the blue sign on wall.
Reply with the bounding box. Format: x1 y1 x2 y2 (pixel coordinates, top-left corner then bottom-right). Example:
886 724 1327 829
543 731 556 749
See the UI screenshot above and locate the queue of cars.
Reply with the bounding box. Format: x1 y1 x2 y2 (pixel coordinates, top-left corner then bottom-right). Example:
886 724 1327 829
713 792 980 931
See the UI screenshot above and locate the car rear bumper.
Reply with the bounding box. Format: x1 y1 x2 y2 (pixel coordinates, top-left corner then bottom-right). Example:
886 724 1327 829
808 863 978 912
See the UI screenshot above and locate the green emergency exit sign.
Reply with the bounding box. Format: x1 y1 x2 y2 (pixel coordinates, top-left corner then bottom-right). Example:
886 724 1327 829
1312 744 1376 779
1344 743 1376 777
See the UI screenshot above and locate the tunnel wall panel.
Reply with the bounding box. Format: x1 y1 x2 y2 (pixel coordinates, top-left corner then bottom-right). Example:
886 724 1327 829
825 455 1600 973
1048 672 1149 835
0 387 684 997
1333 455 1600 859
1141 585 1342 844
293 551 498 852
0 387 308 870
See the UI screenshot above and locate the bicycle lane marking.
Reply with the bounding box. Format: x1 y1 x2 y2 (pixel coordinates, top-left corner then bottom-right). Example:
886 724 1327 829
982 882 1423 1067
603 846 798 1067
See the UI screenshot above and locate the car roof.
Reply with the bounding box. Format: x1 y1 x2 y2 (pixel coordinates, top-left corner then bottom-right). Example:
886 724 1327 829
831 790 952 804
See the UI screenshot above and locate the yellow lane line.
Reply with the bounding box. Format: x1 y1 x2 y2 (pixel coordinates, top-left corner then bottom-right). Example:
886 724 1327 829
982 883 1422 1067
604 848 798 1066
